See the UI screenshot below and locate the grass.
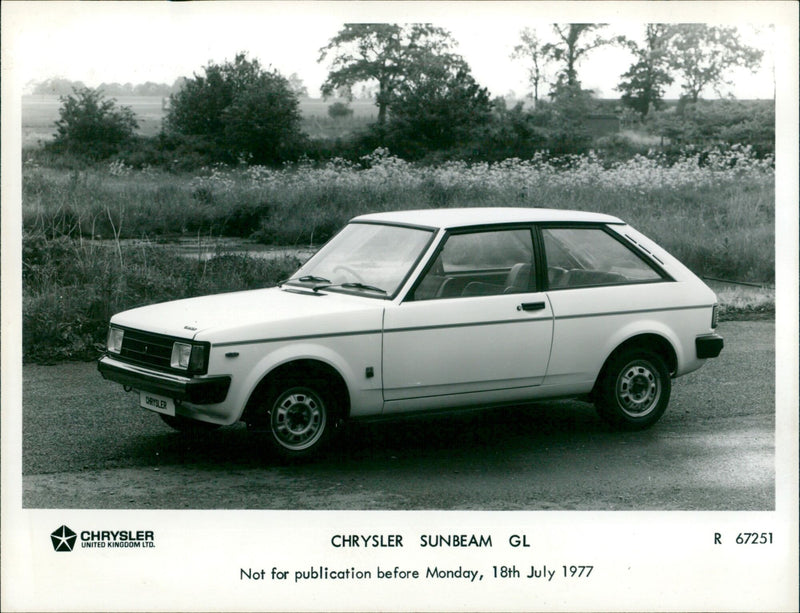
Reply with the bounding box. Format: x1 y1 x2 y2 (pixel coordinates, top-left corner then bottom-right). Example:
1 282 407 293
22 234 302 363
715 285 775 321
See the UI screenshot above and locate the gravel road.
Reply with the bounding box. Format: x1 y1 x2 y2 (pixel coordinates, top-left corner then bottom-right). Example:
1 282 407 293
21 321 774 510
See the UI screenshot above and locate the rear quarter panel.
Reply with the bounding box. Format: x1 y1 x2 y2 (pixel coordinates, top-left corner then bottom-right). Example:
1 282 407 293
544 247 718 388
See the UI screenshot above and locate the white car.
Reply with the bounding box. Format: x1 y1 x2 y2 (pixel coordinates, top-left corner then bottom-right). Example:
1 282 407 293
99 208 723 459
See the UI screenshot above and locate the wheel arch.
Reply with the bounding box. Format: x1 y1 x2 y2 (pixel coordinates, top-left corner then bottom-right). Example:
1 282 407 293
241 358 351 427
592 333 678 396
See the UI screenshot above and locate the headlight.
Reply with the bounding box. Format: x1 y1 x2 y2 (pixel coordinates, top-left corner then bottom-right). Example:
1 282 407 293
107 327 124 354
170 342 208 371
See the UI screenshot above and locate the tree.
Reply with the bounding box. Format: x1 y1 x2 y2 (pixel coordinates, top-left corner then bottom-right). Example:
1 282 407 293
617 24 675 118
543 24 614 90
511 27 549 105
318 23 462 126
220 74 303 164
51 87 138 158
165 52 304 164
33 78 87 96
543 80 595 154
133 81 172 96
667 25 763 102
386 56 492 156
286 72 309 98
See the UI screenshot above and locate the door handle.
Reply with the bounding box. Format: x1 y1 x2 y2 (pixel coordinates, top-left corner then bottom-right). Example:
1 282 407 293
518 301 546 311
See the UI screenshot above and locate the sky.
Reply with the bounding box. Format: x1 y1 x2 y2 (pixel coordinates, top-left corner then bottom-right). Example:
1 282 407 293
2 1 781 101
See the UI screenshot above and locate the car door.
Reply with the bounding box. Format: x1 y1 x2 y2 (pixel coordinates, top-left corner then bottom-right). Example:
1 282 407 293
381 227 554 410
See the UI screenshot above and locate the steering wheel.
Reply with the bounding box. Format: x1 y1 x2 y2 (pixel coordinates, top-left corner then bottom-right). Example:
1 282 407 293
331 265 365 284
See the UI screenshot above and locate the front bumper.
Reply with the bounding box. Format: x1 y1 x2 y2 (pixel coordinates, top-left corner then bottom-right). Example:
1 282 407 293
98 355 230 404
696 333 724 359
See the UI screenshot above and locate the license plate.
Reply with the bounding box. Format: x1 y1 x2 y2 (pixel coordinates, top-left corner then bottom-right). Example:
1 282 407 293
139 391 175 416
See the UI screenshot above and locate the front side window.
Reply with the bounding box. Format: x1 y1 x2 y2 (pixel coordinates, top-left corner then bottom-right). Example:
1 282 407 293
412 228 534 300
542 227 663 289
288 222 434 297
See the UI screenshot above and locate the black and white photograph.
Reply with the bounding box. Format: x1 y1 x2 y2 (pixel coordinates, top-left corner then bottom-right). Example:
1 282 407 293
2 1 797 611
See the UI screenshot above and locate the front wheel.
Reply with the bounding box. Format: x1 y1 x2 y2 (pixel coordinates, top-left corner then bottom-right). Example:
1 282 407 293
594 349 671 430
265 381 337 460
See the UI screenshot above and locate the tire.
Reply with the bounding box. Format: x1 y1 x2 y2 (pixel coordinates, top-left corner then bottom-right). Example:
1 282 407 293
159 413 221 433
263 380 337 460
594 348 671 430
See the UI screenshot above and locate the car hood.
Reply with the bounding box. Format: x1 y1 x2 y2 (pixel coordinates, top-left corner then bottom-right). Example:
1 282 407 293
110 286 385 341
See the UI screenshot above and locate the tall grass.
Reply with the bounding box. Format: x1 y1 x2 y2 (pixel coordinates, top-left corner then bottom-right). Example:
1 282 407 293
23 146 775 282
22 233 301 362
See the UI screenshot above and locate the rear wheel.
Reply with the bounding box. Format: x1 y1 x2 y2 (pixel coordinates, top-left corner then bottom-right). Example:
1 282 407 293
595 348 671 430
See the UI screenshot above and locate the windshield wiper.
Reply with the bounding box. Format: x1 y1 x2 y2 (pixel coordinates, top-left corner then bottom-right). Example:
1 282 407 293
317 282 387 295
281 276 387 295
280 274 332 286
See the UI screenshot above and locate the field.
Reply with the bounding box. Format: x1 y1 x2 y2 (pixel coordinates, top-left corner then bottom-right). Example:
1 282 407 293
21 95 377 146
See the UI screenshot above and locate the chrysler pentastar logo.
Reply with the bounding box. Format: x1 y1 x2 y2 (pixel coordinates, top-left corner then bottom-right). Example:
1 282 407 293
51 525 77 552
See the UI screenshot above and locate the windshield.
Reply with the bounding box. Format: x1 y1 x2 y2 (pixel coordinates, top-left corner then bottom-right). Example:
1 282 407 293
285 222 434 297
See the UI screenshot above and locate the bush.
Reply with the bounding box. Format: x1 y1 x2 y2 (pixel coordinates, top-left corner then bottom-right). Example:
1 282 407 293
385 65 493 159
465 100 548 162
166 52 305 165
47 87 138 159
221 75 305 165
649 100 774 156
328 102 354 119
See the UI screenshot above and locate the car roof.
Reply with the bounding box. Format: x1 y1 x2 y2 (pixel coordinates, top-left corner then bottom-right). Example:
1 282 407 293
352 207 624 229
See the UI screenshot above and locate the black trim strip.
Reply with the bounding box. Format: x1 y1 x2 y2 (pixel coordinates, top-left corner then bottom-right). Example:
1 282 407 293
384 382 539 402
385 303 709 334
215 303 712 347
214 328 382 348
554 304 714 321
385 316 551 335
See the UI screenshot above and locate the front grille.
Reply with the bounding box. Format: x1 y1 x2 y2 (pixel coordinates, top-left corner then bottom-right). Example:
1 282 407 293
119 329 178 371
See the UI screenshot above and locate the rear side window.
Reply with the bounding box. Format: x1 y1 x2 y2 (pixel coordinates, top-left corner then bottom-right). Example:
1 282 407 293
542 227 663 289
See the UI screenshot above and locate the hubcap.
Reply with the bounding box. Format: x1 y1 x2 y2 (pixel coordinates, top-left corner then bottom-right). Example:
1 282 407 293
616 360 661 417
271 389 326 451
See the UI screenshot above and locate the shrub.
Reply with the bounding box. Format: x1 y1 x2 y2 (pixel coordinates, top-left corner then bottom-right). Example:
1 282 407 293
48 87 138 159
649 100 774 156
466 99 548 162
327 102 354 119
166 52 305 165
385 64 493 159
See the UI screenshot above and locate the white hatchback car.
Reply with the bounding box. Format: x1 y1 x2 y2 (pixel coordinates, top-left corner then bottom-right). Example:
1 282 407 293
99 208 723 458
